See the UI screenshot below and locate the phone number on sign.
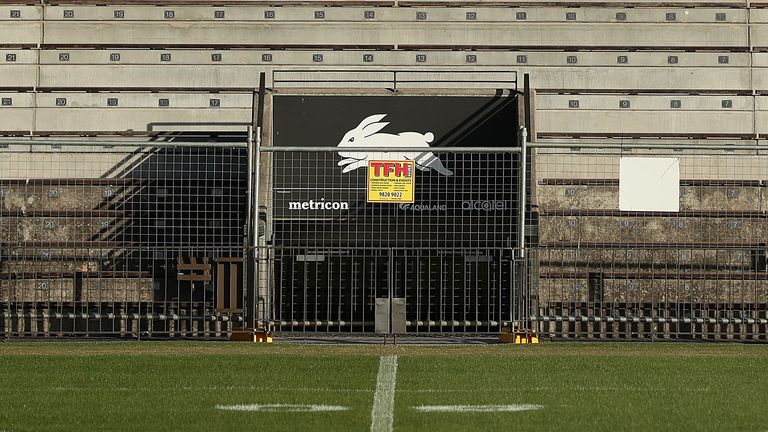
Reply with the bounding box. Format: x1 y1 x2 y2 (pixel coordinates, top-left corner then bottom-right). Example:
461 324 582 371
378 191 403 198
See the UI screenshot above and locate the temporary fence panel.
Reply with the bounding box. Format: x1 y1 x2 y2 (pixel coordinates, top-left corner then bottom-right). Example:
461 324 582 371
530 143 768 340
4 138 766 341
258 146 524 334
255 93 525 334
0 140 248 338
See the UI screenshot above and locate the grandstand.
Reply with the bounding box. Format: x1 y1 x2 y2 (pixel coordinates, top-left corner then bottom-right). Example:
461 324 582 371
0 0 766 340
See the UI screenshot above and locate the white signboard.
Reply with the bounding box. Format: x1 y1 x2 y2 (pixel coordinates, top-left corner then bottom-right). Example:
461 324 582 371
619 157 680 212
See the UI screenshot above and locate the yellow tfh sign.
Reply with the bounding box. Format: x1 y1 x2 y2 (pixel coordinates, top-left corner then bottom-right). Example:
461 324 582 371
367 160 415 203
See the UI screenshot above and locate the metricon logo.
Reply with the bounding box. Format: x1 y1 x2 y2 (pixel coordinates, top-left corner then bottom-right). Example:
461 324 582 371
288 199 349 210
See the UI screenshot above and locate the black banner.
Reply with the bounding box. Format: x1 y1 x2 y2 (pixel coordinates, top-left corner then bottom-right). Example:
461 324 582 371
271 94 520 247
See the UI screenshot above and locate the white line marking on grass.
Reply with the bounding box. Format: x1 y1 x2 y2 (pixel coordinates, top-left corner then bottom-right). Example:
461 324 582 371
401 385 711 393
184 385 372 393
370 355 398 432
413 404 543 413
215 404 349 412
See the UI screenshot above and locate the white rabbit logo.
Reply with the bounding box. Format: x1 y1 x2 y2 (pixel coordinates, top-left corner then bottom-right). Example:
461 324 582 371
336 114 453 176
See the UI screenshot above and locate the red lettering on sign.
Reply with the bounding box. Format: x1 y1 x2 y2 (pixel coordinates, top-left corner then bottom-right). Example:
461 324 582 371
370 161 384 176
369 161 413 177
394 163 410 177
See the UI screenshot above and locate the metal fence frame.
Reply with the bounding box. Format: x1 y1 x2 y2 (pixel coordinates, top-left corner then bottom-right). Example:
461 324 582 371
252 137 528 334
528 141 768 340
2 135 767 340
0 137 251 338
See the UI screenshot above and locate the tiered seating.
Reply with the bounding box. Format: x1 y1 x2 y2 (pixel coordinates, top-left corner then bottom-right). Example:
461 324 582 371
535 178 768 340
536 95 759 138
2 0 767 340
0 179 153 336
0 3 765 137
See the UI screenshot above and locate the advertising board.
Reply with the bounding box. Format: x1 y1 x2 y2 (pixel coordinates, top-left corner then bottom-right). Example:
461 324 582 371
271 94 520 247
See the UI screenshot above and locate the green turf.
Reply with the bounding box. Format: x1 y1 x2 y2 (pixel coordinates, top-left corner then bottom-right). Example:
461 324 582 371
0 342 767 432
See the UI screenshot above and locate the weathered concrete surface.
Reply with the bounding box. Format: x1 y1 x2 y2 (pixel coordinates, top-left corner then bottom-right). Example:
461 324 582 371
41 22 747 48
0 21 39 45
1 185 139 212
0 149 150 179
539 216 767 243
538 247 757 269
0 277 152 302
0 260 98 273
538 277 768 304
534 153 768 181
0 278 74 303
537 184 764 211
0 66 37 89
37 6 749 23
80 277 153 303
537 110 754 136
0 217 120 242
4 245 128 259
34 108 251 133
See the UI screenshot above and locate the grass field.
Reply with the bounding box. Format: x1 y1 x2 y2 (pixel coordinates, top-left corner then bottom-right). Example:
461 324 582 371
1 341 768 432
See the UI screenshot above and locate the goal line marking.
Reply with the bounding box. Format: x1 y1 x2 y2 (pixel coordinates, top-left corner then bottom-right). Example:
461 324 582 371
370 355 398 432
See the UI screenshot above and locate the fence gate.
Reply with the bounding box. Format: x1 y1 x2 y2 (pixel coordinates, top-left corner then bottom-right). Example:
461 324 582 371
257 146 525 334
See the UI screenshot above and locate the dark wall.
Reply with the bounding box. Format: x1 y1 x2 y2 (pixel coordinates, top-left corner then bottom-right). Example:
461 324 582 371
271 94 520 248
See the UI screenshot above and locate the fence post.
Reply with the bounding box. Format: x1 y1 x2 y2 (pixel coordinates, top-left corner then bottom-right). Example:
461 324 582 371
253 126 262 330
245 125 254 332
515 127 528 332
518 127 527 254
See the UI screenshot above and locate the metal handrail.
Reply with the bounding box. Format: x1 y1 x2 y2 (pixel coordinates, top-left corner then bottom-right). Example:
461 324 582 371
530 141 766 151
259 146 522 152
0 139 248 148
272 68 518 91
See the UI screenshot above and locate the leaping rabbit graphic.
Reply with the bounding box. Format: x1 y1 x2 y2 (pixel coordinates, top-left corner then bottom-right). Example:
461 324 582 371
336 114 453 176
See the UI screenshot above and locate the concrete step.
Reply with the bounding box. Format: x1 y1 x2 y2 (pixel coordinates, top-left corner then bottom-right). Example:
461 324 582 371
0 214 128 242
539 213 767 243
537 179 766 212
0 260 100 273
0 277 74 302
537 246 762 269
0 272 153 303
0 241 135 259
538 272 768 304
0 179 144 212
80 276 154 303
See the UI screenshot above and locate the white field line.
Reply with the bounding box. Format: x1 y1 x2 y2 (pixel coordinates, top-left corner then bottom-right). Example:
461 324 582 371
215 404 349 412
183 385 372 393
45 385 711 393
400 386 712 393
48 386 373 393
370 355 398 432
413 404 544 413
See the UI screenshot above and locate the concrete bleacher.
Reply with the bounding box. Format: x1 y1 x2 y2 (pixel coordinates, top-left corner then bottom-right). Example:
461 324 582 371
0 2 766 137
535 175 768 339
0 0 766 338
536 95 761 138
0 178 153 335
